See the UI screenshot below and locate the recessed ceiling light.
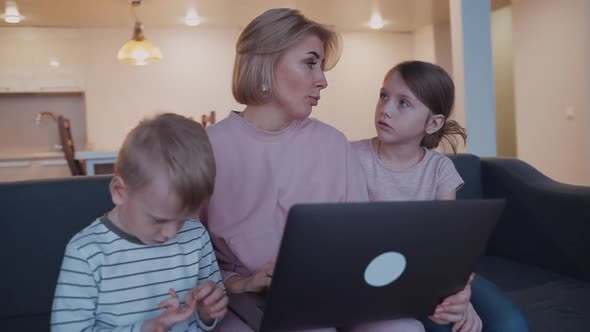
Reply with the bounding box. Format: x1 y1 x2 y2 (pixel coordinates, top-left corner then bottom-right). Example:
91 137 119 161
184 7 201 27
369 12 384 30
2 1 24 24
49 57 61 68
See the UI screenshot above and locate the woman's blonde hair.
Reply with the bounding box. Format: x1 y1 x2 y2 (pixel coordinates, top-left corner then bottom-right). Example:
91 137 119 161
115 113 216 213
232 8 341 105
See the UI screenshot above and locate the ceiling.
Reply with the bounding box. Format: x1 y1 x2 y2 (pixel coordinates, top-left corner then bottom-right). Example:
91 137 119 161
0 0 443 32
0 0 510 32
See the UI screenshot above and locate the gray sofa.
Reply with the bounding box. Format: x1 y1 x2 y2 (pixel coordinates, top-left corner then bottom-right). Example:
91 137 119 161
1 154 588 331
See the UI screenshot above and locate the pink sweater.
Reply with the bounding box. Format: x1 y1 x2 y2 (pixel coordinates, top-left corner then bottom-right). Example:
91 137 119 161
204 112 368 281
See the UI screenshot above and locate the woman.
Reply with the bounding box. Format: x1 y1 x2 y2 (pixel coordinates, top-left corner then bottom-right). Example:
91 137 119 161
203 8 455 332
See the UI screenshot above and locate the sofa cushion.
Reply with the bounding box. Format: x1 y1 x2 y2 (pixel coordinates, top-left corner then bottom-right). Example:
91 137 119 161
0 176 113 326
1 314 47 332
449 154 483 200
478 256 590 332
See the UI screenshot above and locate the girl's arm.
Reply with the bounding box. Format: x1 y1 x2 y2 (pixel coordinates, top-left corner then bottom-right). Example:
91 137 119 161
438 191 457 200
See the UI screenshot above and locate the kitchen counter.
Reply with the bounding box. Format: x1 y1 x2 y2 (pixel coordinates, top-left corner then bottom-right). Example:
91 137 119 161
0 151 63 161
0 150 118 161
74 150 117 160
75 150 117 175
0 150 117 178
0 151 68 181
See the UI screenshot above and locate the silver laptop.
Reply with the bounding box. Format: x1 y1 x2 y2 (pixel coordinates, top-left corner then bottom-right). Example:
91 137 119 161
229 199 505 332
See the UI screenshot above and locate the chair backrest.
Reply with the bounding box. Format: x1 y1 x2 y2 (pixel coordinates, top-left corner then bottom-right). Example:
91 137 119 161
57 115 85 176
201 111 216 128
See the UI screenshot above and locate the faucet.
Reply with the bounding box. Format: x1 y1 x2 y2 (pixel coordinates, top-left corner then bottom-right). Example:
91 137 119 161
35 111 63 151
35 111 58 125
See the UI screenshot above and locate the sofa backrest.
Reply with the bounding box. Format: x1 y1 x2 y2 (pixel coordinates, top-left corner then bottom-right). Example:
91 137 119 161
0 176 113 330
0 154 483 330
449 153 483 200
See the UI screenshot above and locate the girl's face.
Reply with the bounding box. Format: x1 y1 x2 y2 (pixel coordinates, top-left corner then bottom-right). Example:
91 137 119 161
374 70 433 146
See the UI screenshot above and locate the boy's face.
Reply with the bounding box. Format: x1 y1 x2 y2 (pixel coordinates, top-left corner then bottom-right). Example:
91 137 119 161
111 169 192 245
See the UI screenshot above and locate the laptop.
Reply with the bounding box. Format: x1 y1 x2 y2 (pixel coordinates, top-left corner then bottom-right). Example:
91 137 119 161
229 199 505 332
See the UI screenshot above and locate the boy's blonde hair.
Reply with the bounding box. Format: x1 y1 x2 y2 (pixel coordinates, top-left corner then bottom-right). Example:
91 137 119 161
115 113 215 213
232 8 341 105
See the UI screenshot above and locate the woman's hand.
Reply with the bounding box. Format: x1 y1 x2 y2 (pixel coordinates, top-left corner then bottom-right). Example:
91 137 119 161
226 259 275 294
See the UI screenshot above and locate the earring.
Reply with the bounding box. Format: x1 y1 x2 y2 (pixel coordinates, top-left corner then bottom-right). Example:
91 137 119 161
261 84 269 93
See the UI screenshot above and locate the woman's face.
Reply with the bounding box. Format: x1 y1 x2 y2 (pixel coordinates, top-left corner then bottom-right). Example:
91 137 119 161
271 34 328 120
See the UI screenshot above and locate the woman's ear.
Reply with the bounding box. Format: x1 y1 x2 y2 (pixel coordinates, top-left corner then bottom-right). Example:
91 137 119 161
110 176 129 206
425 114 446 135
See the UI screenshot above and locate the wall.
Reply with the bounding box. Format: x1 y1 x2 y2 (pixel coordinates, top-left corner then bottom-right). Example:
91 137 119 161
319 32 414 141
0 93 86 153
80 28 241 150
432 22 453 78
512 0 590 185
413 22 453 76
413 25 436 63
0 27 414 150
450 0 497 156
491 6 516 157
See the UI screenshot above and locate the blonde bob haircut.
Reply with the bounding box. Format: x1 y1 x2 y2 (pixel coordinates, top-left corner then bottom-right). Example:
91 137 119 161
232 8 342 105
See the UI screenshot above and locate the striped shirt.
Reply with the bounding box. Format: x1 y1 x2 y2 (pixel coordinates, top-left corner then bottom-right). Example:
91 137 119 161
51 216 223 332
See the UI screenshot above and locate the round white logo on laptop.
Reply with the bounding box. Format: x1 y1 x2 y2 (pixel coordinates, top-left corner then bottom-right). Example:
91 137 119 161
364 252 406 287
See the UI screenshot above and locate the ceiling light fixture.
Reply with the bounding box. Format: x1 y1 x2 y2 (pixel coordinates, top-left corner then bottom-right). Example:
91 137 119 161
369 12 384 30
117 0 162 66
184 7 201 27
49 57 61 68
2 1 24 24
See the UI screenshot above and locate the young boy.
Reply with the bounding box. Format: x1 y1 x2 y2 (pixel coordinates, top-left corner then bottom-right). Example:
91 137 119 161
51 113 228 332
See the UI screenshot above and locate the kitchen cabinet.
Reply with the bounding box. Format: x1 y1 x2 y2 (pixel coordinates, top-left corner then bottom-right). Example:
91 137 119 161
0 153 70 182
0 29 84 93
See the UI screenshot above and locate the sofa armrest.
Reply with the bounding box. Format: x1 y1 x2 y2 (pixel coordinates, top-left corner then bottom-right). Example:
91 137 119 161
481 157 590 282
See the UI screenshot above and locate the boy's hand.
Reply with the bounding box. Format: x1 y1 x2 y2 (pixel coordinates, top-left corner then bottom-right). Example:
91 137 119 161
142 288 196 332
430 273 474 325
186 280 228 325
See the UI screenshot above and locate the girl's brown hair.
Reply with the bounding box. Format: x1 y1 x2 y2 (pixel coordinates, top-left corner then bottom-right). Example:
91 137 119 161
386 61 467 154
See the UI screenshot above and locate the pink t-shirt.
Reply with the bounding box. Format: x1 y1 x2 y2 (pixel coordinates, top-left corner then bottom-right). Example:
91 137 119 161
351 138 463 201
204 112 368 280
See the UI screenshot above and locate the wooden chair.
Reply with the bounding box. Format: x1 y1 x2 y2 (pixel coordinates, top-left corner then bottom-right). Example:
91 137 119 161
57 115 85 176
201 111 216 128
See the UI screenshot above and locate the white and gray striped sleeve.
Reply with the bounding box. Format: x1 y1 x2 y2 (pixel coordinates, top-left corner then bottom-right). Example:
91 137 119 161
195 228 225 331
51 242 143 332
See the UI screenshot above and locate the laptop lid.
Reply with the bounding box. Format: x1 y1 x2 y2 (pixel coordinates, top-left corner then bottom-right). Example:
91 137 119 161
259 199 505 332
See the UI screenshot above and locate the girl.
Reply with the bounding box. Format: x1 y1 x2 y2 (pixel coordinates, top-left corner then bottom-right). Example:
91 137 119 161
352 61 529 332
